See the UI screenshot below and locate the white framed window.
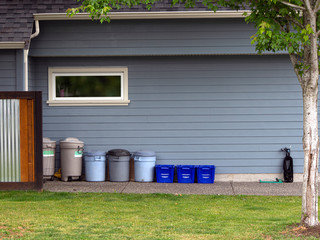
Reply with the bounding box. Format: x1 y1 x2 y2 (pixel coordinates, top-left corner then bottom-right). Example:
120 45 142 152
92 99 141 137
47 67 130 106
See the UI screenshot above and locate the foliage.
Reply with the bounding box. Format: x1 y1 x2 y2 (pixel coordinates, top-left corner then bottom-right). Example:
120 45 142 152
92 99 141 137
0 191 307 239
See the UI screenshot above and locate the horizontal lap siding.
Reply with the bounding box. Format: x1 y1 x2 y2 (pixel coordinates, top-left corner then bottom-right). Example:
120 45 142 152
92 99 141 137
0 50 16 90
32 55 303 174
29 19 258 57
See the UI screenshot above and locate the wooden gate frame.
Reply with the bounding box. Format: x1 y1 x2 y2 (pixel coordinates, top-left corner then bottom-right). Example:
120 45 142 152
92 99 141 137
0 91 43 191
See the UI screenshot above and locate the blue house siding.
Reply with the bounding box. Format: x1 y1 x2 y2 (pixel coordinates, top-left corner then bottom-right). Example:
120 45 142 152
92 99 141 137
29 19 259 57
29 55 304 174
0 50 17 90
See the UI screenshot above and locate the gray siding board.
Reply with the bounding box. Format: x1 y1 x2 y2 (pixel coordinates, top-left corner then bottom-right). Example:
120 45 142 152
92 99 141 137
29 19 263 56
41 31 254 41
0 62 16 70
0 50 16 91
43 107 302 116
31 55 303 174
54 136 301 145
44 129 302 138
15 49 24 91
67 143 304 152
28 57 36 91
40 19 254 33
43 115 302 123
43 122 303 131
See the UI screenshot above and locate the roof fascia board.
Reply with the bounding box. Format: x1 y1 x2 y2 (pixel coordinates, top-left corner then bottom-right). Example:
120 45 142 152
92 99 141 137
34 10 249 21
0 42 25 49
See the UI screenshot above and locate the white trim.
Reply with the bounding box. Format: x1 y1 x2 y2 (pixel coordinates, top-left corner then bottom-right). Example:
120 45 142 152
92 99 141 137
46 100 131 106
34 10 250 21
215 173 304 182
0 42 25 49
47 67 130 106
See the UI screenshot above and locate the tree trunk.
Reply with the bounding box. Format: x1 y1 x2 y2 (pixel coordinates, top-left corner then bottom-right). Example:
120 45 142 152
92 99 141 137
301 88 319 226
300 9 319 226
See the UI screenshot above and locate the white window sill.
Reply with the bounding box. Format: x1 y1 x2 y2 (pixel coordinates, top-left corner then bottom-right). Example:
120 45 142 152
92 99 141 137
47 100 130 106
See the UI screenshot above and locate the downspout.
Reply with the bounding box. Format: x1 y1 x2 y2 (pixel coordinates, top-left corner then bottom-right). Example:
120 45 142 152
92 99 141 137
24 20 40 91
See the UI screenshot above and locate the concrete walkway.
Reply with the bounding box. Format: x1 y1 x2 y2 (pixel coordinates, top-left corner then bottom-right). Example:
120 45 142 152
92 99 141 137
44 181 304 196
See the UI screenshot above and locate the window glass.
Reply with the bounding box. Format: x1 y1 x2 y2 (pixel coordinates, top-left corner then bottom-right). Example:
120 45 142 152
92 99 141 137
56 75 121 98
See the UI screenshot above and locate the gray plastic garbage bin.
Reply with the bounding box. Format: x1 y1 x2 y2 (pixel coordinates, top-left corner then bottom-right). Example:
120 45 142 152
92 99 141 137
60 137 84 182
107 149 131 182
84 151 106 182
43 137 56 180
133 150 156 182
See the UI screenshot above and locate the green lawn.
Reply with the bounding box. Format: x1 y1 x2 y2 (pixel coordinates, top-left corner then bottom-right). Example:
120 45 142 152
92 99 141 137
0 191 313 239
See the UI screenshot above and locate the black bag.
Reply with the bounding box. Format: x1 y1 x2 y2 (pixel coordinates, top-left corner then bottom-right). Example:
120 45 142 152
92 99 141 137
283 149 293 182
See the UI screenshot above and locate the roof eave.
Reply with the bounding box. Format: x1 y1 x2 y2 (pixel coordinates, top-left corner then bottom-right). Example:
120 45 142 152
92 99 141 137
34 10 250 21
0 42 25 49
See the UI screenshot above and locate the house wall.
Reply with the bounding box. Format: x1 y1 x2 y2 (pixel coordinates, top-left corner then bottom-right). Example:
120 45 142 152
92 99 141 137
0 49 17 90
29 55 303 174
29 19 261 57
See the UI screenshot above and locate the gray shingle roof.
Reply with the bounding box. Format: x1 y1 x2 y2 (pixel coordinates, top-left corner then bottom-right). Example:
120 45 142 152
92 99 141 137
0 0 80 47
0 0 227 48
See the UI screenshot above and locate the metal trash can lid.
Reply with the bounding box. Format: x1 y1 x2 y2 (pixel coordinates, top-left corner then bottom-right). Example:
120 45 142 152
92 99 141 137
84 151 106 162
60 137 84 149
43 137 56 149
134 150 156 157
85 151 106 157
107 149 131 157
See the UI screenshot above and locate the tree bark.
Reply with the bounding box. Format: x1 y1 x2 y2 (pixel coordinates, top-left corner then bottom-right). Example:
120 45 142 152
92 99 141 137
299 7 319 226
301 10 319 225
301 88 319 226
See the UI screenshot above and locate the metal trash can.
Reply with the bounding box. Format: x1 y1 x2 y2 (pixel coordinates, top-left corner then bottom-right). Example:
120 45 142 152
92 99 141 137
43 137 56 180
84 151 106 182
133 150 156 182
107 149 131 182
60 137 84 182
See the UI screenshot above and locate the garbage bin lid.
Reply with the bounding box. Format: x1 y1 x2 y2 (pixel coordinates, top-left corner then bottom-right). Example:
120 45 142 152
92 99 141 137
134 150 156 157
107 149 131 157
60 137 84 144
43 137 56 148
85 151 106 157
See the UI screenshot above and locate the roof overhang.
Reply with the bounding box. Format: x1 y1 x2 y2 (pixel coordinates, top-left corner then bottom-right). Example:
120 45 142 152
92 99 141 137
34 10 249 21
0 42 25 49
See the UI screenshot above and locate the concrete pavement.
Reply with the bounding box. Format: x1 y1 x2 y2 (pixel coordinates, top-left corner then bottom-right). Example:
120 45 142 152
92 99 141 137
43 181 304 196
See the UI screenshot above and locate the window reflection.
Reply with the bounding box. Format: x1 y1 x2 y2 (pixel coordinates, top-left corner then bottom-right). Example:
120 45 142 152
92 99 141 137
56 76 121 98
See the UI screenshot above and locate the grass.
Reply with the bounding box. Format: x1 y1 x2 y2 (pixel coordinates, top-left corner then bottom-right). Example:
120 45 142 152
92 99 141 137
0 191 313 239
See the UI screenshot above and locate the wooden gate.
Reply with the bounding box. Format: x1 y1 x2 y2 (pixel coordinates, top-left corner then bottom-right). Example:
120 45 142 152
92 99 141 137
0 92 42 190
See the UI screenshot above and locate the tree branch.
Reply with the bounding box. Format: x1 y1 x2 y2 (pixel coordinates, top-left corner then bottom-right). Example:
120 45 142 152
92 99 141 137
289 53 304 87
315 0 320 11
280 0 306 11
270 14 286 31
303 0 313 14
284 14 304 29
317 30 320 37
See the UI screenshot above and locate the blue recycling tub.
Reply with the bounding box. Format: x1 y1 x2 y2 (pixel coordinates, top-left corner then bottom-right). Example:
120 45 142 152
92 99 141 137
176 165 195 183
197 165 216 184
156 165 174 183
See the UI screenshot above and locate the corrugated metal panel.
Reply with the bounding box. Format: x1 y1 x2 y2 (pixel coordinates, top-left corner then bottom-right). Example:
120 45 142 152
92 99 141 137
0 99 20 182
